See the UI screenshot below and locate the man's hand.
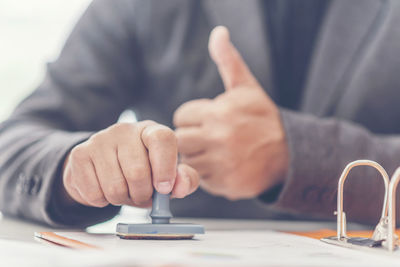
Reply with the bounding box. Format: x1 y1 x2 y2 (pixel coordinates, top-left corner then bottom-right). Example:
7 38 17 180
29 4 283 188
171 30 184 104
173 26 289 200
62 121 199 208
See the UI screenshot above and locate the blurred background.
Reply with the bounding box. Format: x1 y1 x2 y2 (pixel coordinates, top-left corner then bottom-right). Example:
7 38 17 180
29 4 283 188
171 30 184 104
0 0 140 221
0 0 91 121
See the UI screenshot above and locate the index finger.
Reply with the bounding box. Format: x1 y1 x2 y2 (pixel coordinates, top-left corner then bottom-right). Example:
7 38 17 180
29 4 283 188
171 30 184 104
173 98 212 127
141 124 178 194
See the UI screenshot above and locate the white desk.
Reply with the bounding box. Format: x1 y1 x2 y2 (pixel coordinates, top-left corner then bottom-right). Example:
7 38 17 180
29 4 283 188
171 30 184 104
3 208 395 267
0 206 367 243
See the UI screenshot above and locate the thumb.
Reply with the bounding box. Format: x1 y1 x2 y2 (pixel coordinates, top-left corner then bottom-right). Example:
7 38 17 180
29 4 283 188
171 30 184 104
208 26 258 90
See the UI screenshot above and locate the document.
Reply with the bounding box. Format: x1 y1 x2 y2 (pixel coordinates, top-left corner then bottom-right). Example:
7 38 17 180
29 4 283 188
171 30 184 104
34 230 400 267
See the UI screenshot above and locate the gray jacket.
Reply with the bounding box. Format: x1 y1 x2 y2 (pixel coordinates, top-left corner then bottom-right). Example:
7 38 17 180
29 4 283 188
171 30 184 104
1 0 400 227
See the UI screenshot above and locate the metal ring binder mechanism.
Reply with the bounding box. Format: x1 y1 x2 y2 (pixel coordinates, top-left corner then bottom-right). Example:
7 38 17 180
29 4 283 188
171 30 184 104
321 160 400 252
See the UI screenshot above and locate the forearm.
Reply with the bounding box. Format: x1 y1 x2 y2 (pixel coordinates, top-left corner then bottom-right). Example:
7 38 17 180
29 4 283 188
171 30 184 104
272 109 400 225
0 1 146 227
0 120 120 227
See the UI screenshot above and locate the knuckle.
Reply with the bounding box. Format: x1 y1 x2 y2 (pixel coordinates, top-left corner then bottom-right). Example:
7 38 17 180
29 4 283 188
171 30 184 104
214 94 225 102
127 178 153 204
218 177 234 192
137 120 156 130
88 132 103 145
177 101 194 112
140 120 156 125
85 191 106 205
173 110 183 126
110 122 135 133
175 129 184 141
88 128 120 149
70 145 87 161
63 174 74 188
132 189 153 205
105 181 128 204
125 166 149 182
149 127 176 143
210 128 232 143
108 123 138 140
222 183 242 201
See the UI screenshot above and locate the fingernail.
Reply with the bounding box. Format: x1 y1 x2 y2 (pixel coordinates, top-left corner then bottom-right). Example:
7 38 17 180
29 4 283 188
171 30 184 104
157 181 172 194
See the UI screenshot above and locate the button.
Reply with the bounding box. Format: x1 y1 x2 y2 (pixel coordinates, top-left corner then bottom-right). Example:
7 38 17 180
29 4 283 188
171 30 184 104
16 173 28 194
16 173 42 195
29 175 42 195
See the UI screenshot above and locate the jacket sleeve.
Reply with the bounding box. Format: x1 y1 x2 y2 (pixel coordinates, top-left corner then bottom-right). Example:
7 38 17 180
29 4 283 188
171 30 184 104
271 109 400 225
0 0 145 227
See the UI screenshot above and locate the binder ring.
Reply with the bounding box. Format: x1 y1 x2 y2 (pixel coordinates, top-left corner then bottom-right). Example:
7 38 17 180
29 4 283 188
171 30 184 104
336 160 389 240
388 167 400 251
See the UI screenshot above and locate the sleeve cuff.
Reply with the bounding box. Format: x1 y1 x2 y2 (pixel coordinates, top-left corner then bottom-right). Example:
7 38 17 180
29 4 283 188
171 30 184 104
258 183 284 203
269 109 338 218
39 131 120 227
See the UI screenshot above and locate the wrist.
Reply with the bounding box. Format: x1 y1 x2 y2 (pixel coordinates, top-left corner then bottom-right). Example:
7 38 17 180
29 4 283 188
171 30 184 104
267 138 289 190
268 108 290 189
60 152 79 207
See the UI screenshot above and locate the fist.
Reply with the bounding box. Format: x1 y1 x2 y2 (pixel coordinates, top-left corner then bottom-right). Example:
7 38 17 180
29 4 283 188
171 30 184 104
62 121 199 208
173 26 289 200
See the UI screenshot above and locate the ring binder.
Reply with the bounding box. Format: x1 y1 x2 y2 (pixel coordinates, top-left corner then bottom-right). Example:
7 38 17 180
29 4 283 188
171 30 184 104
321 160 400 252
387 167 400 251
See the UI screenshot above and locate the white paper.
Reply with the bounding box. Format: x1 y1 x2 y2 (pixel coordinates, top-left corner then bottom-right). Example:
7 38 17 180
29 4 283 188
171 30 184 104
51 230 400 267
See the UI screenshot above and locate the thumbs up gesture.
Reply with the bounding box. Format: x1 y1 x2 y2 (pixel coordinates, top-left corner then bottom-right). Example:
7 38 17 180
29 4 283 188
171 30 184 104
173 26 289 200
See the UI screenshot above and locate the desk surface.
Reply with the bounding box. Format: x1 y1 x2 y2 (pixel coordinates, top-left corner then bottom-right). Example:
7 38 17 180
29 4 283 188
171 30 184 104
0 206 369 244
3 209 393 267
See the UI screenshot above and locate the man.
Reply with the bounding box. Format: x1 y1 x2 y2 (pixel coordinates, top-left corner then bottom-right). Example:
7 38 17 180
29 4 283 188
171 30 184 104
1 0 400 227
